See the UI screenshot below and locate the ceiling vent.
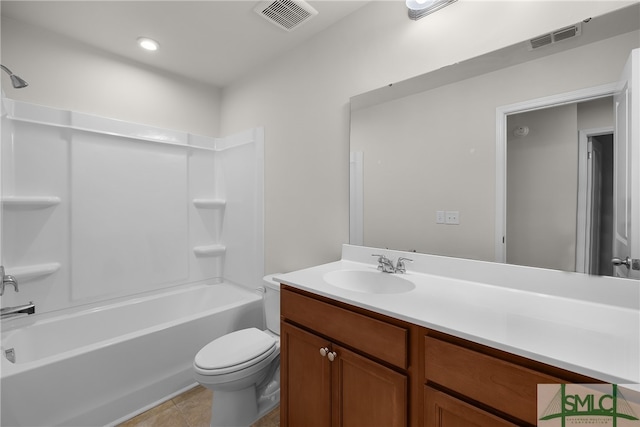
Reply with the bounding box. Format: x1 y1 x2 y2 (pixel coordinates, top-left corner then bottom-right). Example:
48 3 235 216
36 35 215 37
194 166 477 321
528 23 582 50
254 0 318 32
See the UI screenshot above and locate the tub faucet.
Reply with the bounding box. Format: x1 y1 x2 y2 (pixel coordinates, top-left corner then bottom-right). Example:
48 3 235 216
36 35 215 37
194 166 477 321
0 266 19 296
1 302 35 320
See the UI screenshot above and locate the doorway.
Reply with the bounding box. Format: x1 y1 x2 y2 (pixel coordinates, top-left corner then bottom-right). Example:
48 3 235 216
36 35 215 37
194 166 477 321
501 95 616 274
577 131 614 275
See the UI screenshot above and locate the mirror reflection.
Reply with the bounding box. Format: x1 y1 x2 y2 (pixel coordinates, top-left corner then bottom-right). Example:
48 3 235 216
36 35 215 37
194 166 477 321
506 98 614 275
349 4 639 277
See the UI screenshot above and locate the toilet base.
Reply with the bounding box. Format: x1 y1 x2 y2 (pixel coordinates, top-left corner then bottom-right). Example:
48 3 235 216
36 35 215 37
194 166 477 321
211 387 257 427
208 367 281 427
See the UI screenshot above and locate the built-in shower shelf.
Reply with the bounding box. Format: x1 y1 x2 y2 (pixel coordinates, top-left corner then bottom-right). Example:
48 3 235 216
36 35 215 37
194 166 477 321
8 262 61 282
192 199 226 209
193 244 226 257
1 196 61 208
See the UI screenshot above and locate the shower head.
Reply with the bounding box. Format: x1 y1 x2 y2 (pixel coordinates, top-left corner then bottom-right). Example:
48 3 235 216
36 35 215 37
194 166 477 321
1 64 28 89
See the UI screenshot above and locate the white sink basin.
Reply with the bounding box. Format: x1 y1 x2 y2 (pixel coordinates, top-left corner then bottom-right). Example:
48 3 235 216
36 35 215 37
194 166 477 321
323 270 416 294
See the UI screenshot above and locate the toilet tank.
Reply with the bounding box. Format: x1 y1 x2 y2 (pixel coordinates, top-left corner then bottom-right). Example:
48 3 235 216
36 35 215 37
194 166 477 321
263 274 281 335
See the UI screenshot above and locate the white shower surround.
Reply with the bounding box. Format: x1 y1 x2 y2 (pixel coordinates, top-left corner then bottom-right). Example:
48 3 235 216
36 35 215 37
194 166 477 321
0 98 265 425
1 97 264 313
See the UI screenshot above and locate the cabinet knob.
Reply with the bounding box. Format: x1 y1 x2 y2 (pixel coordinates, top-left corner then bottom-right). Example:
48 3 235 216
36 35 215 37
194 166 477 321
319 347 329 357
327 351 337 362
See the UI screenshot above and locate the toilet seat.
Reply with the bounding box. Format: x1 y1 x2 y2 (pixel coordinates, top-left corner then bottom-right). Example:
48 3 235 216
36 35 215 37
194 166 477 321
194 328 276 376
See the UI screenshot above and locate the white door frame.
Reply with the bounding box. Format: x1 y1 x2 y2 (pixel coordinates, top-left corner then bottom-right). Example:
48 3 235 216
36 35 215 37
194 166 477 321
612 49 640 279
495 83 618 263
0 92 6 286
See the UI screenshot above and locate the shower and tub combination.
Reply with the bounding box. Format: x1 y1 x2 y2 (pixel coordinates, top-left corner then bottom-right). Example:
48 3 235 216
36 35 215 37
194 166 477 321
0 95 267 426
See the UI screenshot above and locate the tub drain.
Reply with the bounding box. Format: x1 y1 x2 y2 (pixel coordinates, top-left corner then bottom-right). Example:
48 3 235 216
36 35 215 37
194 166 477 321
4 348 15 363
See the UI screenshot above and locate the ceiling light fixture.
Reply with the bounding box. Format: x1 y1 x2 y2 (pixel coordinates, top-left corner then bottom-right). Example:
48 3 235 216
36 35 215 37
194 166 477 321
137 37 159 51
406 0 457 20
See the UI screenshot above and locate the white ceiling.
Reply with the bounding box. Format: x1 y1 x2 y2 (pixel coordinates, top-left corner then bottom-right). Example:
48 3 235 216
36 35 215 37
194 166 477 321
1 1 370 88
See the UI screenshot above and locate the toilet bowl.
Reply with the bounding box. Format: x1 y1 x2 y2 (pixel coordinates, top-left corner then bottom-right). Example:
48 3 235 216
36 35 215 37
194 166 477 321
193 275 281 427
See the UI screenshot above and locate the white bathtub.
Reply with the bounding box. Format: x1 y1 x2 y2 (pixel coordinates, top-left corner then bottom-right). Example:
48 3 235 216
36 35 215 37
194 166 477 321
0 282 263 426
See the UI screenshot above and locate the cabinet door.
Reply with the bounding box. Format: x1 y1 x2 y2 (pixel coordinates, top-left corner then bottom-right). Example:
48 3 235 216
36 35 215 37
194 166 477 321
332 344 407 427
424 387 518 427
281 322 332 427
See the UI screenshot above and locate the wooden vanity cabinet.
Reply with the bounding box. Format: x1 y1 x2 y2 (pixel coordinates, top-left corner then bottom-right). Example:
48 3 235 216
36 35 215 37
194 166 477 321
423 332 600 426
424 386 519 427
280 284 600 427
281 323 332 427
280 286 414 427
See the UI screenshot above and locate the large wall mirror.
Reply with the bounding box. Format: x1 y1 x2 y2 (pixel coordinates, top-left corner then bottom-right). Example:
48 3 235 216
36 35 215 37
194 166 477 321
350 3 639 279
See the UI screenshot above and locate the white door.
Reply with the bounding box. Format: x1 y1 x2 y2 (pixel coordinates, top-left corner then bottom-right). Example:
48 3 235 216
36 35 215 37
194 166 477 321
612 49 640 279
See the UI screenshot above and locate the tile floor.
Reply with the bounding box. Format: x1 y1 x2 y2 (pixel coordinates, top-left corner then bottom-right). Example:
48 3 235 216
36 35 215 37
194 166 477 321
118 385 279 427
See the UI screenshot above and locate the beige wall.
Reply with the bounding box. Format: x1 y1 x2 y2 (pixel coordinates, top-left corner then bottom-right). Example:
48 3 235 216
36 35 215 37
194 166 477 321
578 96 615 129
2 1 636 275
507 104 578 271
1 17 222 137
221 1 637 274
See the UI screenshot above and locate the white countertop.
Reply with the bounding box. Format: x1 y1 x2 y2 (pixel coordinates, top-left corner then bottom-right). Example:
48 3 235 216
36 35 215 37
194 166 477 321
275 245 640 386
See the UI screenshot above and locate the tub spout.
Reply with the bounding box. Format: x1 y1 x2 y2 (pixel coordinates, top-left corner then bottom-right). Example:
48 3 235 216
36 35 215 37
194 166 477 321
1 302 35 319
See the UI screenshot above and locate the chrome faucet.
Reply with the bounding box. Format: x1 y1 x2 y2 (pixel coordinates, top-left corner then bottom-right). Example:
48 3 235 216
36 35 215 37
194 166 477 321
0 266 19 296
373 254 396 273
394 257 413 274
1 301 35 319
372 255 413 274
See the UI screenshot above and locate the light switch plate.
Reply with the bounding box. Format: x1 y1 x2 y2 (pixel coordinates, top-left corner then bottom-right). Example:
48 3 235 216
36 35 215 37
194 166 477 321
436 211 445 224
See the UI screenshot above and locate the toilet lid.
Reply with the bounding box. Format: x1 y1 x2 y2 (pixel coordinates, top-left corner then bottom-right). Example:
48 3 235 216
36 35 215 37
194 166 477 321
194 328 276 371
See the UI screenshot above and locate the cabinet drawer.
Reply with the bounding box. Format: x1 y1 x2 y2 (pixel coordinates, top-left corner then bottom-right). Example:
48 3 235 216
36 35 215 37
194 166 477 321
424 386 518 427
424 336 563 425
282 287 408 369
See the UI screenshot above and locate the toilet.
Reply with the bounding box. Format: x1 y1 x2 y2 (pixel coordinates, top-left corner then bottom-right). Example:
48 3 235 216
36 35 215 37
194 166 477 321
193 275 281 427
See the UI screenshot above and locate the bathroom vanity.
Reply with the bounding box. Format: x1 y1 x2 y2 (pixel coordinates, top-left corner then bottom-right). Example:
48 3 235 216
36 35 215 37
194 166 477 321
277 245 640 427
281 285 410 426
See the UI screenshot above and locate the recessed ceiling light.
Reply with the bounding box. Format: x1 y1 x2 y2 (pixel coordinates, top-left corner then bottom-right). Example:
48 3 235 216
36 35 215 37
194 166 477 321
137 37 159 51
406 0 457 20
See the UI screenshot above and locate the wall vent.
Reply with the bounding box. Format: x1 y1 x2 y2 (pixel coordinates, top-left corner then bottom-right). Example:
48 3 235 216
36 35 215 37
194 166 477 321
528 23 582 50
254 0 318 32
